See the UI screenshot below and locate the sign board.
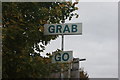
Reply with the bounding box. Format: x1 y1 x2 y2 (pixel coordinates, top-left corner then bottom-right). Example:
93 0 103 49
52 51 73 63
44 23 82 35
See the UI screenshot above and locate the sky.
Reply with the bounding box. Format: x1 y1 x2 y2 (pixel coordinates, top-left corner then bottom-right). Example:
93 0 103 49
74 0 119 2
42 2 118 78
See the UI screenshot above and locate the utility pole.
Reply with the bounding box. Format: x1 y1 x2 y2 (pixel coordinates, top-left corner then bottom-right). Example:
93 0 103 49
61 34 71 79
61 19 64 80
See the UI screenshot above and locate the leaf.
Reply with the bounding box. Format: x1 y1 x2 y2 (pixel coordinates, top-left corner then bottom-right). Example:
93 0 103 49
2 2 79 78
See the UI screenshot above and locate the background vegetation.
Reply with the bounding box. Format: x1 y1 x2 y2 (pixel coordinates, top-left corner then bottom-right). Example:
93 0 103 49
2 2 79 78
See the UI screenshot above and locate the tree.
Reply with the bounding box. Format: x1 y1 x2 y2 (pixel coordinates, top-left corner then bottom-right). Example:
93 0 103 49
80 68 89 80
2 2 79 78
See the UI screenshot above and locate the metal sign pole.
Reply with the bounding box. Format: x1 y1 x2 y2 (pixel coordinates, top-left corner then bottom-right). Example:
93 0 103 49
61 34 64 51
68 63 71 79
61 34 64 80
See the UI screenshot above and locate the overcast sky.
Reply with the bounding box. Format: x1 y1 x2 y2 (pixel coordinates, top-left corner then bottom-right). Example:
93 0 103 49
42 2 118 78
75 0 119 2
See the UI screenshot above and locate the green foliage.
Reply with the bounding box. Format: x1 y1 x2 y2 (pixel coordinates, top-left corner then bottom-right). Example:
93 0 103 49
80 68 89 80
2 2 78 78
